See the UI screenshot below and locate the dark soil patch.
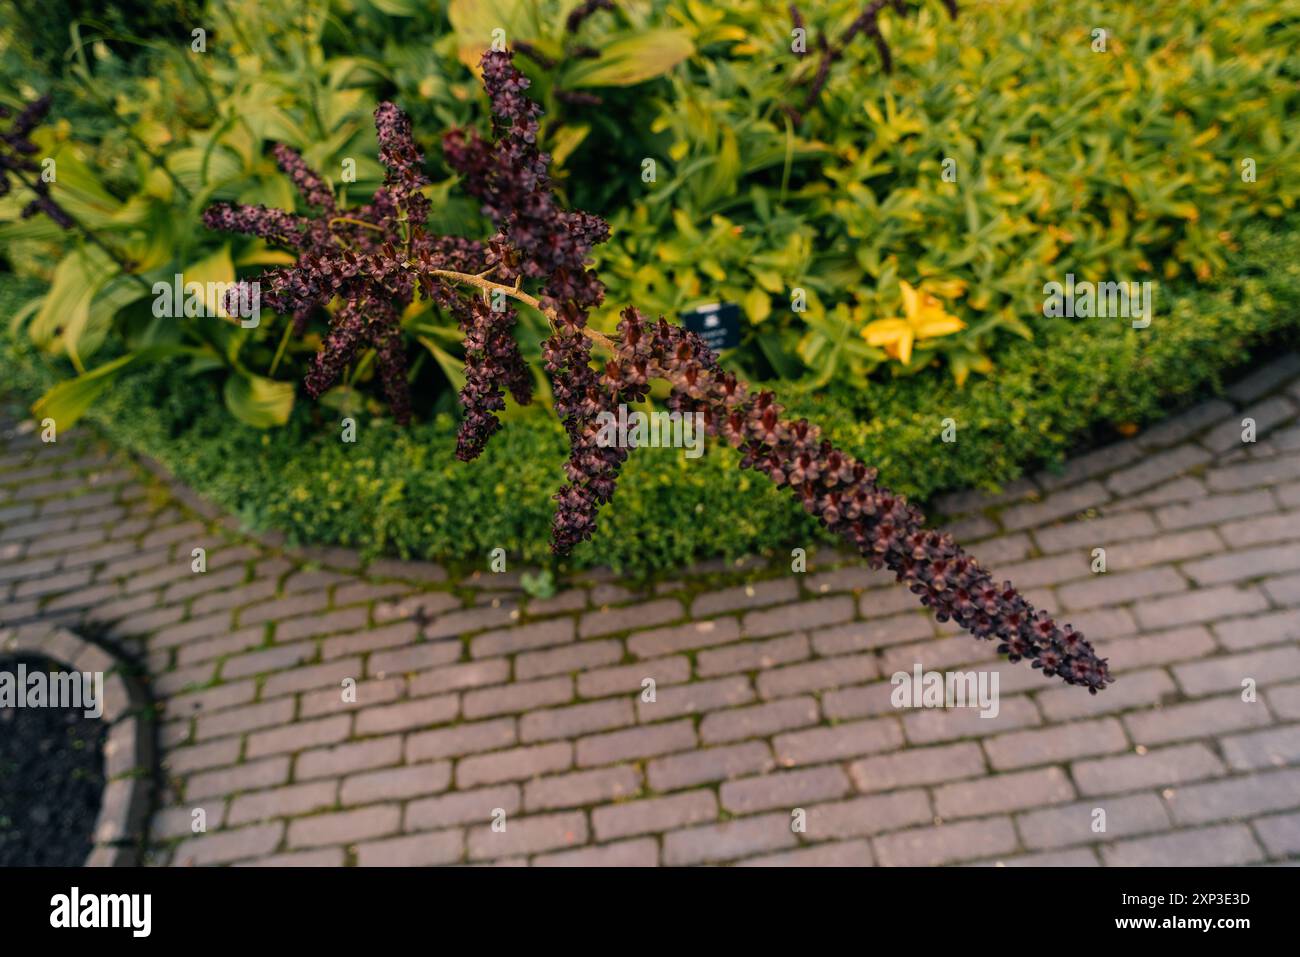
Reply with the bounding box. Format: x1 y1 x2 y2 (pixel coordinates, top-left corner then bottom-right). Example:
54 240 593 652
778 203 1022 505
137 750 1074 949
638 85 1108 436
0 654 107 866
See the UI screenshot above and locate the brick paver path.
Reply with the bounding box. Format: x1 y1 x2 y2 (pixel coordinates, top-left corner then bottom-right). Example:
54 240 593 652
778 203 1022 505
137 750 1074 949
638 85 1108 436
3 353 1299 866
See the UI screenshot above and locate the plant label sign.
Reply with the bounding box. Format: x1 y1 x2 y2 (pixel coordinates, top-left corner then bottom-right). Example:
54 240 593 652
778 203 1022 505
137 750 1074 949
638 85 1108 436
682 301 741 351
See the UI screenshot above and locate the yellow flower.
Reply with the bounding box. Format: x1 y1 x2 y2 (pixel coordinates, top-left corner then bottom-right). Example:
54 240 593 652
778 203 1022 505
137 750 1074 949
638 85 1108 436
862 281 966 364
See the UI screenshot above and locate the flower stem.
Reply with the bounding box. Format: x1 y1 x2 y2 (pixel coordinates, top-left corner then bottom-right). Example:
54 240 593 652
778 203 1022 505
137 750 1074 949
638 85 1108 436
423 268 618 352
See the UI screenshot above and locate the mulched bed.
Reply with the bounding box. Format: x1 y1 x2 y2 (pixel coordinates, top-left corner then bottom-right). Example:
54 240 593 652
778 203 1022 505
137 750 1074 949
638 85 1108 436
0 654 107 866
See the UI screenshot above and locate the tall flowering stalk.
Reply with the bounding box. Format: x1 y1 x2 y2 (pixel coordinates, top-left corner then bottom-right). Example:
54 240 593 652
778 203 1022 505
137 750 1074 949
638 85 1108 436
205 50 1111 694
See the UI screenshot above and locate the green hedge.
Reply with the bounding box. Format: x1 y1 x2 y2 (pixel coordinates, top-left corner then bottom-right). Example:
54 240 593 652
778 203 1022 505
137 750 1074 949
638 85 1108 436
3 217 1297 577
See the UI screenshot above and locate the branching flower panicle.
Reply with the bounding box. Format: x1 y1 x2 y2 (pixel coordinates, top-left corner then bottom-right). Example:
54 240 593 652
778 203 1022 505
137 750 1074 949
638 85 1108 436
198 48 1109 695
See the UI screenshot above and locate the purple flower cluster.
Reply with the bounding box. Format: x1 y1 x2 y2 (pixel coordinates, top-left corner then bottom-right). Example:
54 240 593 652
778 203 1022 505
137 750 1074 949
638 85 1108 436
0 95 73 228
443 52 615 550
451 295 534 461
600 307 1112 693
204 106 493 423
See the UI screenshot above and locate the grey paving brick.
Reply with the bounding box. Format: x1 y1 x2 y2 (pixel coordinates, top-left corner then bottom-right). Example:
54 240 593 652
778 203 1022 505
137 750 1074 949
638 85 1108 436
741 596 855 638
1108 445 1213 497
467 811 587 860
520 698 634 743
1252 811 1300 857
1155 490 1275 530
1002 481 1111 531
1173 646 1300 696
296 736 403 781
900 696 1041 745
1135 585 1270 630
406 719 516 763
934 767 1075 819
524 766 641 812
1100 824 1264 866
227 782 337 826
662 812 796 865
772 717 904 767
575 656 692 698
1221 725 1300 771
405 786 520 832
173 823 284 866
1202 397 1296 453
593 791 717 841
1184 543 1300 586
1033 511 1158 554
646 741 775 791
1166 768 1300 825
695 634 810 678
699 696 820 745
756 653 879 699
1263 571 1300 606
1213 610 1300 651
355 830 464 866
514 639 623 680
576 720 696 768
720 765 853 814
1225 355 1300 403
456 742 572 788
626 617 740 658
692 578 798 616
1124 694 1271 747
579 598 682 638
471 617 574 659
873 817 1018 866
637 675 754 723
801 789 931 838
340 762 453 805
1072 743 1226 797
737 839 874 867
1016 793 1171 850
288 805 401 848
1137 399 1233 450
984 717 1129 770
534 837 658 867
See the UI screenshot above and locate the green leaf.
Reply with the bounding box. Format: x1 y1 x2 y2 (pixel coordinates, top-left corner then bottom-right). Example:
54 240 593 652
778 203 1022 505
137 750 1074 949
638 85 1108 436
755 330 804 380
70 275 150 366
564 30 694 88
548 124 590 170
743 286 772 324
180 244 237 318
29 246 117 369
368 0 425 17
31 345 183 430
447 0 539 69
223 372 295 428
418 336 466 392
